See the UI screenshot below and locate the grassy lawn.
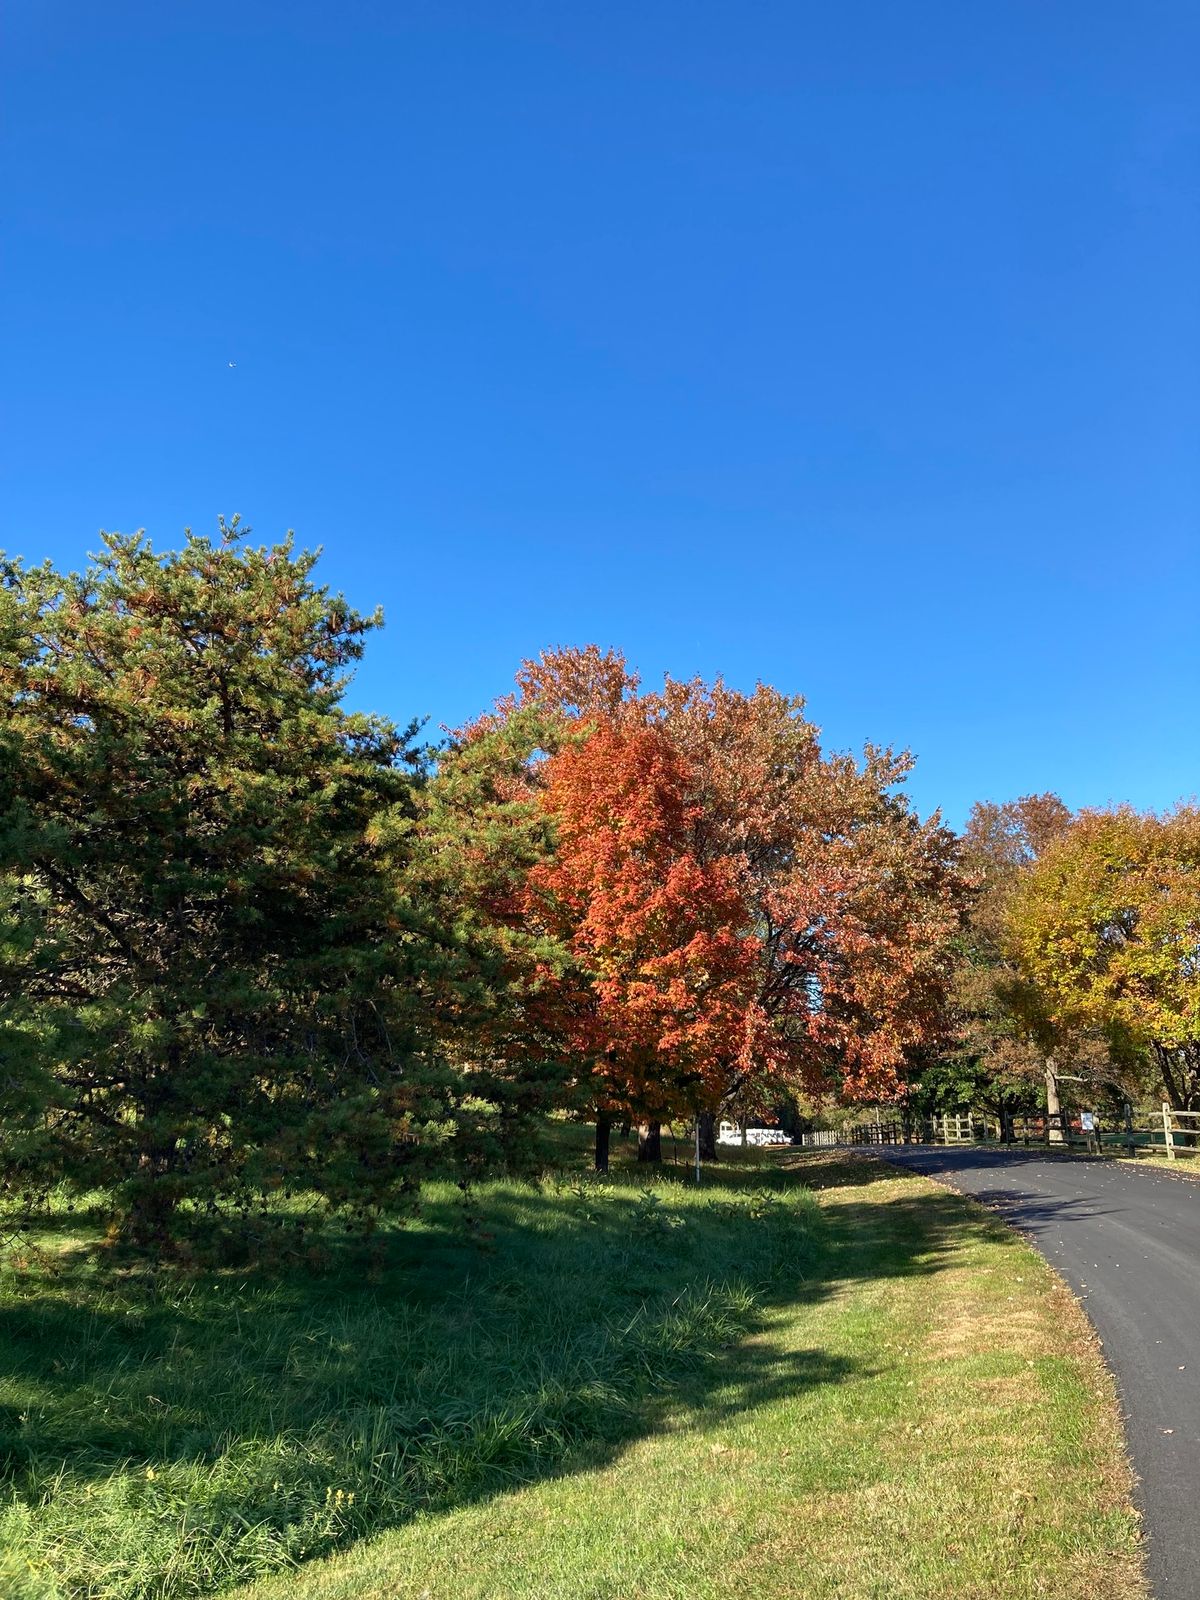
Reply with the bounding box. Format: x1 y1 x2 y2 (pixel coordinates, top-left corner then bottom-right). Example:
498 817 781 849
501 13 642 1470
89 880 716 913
1 1135 1145 1600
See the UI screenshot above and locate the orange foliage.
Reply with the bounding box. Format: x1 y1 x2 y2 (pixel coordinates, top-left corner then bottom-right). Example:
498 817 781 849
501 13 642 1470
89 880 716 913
502 650 969 1114
643 675 966 1102
526 722 762 1117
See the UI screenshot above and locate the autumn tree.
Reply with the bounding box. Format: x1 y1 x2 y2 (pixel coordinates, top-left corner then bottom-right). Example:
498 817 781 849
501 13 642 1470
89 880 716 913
488 648 968 1160
645 677 968 1142
1009 806 1200 1113
525 720 763 1166
0 523 451 1242
933 796 1154 1138
501 643 641 726
932 795 1080 1135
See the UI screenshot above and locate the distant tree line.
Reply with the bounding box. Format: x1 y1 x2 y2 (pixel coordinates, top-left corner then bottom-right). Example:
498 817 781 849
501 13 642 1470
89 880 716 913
0 526 1194 1242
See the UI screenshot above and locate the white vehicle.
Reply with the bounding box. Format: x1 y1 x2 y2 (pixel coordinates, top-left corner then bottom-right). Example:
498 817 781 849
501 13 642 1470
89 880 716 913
716 1122 792 1147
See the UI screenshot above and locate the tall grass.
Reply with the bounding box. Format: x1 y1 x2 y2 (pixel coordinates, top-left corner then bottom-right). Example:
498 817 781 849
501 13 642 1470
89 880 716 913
0 1158 818 1600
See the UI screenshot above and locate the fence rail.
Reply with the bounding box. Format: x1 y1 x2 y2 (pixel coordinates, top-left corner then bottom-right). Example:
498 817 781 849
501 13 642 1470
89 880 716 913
843 1102 1200 1159
846 1112 995 1147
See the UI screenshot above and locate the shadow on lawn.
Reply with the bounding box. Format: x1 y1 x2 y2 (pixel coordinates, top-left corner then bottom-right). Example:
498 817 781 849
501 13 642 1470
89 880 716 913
0 1149 1021 1597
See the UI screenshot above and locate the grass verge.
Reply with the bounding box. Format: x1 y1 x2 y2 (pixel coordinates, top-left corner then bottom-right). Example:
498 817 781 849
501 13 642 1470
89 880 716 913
1113 1151 1200 1179
2 1138 1145 1600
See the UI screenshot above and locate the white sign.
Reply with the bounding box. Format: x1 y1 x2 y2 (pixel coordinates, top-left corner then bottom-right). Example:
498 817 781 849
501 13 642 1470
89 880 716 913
1080 1111 1095 1132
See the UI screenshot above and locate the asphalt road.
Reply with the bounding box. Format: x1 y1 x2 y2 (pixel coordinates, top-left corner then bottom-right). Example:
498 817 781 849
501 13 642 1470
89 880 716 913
876 1145 1200 1600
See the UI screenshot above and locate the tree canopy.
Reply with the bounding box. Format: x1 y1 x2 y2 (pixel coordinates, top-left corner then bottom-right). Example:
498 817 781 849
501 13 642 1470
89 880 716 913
471 646 969 1156
2 526 1185 1234
1008 806 1200 1110
1 525 451 1237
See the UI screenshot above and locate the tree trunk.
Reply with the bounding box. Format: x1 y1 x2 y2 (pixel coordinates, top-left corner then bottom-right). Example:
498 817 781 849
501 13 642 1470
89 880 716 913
697 1110 717 1161
124 1175 178 1250
1155 1044 1200 1144
637 1120 662 1163
595 1112 612 1174
1045 1061 1064 1144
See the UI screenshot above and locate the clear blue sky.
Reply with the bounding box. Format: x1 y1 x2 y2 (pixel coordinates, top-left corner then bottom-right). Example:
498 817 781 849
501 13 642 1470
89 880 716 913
4 2 1197 827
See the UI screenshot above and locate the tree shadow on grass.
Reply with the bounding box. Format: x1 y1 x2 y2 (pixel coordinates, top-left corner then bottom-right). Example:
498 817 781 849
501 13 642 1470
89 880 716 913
0 1149 1023 1597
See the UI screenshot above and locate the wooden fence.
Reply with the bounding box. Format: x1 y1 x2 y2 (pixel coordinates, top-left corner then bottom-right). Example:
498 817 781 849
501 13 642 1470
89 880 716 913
1089 1103 1200 1160
1011 1112 1102 1152
845 1112 995 1147
1008 1103 1200 1158
844 1103 1200 1159
1156 1105 1200 1159
845 1120 906 1146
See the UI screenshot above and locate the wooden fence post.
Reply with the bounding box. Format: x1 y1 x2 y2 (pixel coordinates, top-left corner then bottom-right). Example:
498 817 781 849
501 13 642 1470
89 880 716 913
1163 1102 1176 1161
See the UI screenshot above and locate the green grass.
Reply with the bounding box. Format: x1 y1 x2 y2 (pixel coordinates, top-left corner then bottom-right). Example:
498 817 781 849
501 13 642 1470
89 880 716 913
1 1133 1145 1600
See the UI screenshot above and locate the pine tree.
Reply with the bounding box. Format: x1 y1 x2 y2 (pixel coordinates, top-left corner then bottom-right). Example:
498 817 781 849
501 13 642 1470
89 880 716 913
383 705 582 1178
0 521 443 1242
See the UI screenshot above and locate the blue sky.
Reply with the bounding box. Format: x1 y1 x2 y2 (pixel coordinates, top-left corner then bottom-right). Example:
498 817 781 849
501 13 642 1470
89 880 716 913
4 1 1197 827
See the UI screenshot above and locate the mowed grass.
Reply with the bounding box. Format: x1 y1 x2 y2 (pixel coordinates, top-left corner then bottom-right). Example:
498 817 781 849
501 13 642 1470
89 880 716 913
0 1132 1145 1600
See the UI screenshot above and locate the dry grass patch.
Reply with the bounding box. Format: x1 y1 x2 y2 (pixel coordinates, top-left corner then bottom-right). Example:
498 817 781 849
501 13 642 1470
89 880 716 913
921 1273 1073 1361
1114 1151 1200 1180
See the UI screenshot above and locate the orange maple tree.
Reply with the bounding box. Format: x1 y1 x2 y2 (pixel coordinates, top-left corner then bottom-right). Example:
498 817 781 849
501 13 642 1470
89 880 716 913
525 720 763 1165
487 649 968 1162
647 675 967 1112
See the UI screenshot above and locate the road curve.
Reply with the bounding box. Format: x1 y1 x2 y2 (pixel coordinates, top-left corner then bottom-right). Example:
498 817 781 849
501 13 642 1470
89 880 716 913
876 1145 1199 1600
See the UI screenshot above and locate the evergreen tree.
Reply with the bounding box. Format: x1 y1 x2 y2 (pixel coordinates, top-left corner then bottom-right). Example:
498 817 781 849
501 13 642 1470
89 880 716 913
0 521 445 1242
383 705 582 1178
